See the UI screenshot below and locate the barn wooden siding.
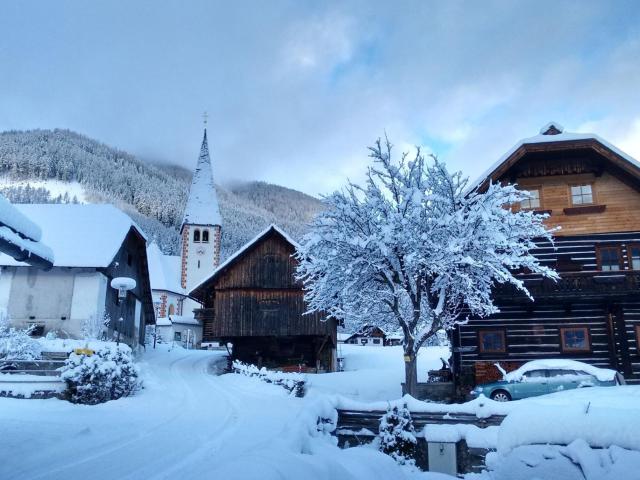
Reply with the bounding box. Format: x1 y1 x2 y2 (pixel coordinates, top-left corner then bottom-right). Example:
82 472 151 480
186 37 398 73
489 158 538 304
454 232 640 385
195 228 336 343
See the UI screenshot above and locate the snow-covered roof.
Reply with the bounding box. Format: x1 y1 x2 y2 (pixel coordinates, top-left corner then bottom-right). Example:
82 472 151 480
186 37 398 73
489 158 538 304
169 315 200 326
0 204 145 268
155 317 172 326
181 129 222 230
0 194 54 268
468 122 640 193
189 224 298 296
147 243 184 295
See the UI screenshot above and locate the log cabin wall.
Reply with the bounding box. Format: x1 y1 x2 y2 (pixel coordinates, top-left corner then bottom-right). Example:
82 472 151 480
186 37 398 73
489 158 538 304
517 170 640 235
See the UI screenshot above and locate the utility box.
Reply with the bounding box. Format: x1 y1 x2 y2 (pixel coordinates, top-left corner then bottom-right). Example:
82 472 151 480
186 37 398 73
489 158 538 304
427 441 458 475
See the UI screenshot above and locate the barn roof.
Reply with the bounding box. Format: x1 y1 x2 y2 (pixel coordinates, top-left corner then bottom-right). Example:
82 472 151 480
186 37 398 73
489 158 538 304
0 203 145 268
181 129 222 231
189 224 298 298
468 122 640 193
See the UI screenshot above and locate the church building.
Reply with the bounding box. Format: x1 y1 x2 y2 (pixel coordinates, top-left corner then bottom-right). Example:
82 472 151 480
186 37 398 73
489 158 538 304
148 128 223 348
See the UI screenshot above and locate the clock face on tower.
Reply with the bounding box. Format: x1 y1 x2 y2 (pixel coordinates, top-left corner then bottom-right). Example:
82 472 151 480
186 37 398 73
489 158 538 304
196 246 206 256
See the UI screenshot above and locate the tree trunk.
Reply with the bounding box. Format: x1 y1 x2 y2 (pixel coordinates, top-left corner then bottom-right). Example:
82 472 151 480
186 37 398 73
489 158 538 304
403 352 418 397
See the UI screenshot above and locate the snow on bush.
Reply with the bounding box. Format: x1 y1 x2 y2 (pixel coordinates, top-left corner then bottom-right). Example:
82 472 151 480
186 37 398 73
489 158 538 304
378 403 417 466
60 344 141 404
0 317 42 361
232 360 306 397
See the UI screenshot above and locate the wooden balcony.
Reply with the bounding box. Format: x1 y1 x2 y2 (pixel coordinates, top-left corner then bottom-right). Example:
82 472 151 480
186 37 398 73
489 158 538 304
495 271 640 302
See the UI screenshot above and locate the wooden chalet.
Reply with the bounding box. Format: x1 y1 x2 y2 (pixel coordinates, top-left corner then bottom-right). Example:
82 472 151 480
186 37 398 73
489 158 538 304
190 225 337 372
453 122 640 387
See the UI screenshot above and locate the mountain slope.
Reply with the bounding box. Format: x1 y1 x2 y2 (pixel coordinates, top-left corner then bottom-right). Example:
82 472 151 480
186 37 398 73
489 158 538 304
0 129 323 258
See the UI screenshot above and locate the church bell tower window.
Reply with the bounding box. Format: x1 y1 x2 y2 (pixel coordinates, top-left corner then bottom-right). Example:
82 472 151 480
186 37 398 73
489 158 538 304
202 230 209 243
193 229 201 242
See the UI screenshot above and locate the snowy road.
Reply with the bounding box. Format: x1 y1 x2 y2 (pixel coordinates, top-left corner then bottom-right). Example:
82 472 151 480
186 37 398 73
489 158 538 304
0 347 306 480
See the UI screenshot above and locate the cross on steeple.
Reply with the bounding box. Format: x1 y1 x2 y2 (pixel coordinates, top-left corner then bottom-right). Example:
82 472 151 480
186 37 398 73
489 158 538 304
202 111 208 129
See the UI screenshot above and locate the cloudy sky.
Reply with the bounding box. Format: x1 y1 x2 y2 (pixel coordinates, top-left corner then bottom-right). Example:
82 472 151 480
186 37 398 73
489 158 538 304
1 1 639 196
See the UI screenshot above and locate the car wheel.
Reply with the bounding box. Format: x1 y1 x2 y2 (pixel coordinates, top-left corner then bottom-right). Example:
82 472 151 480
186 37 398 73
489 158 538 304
490 390 511 402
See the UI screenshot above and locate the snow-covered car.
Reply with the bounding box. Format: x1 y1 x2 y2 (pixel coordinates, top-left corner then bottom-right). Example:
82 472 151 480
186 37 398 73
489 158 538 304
470 360 623 402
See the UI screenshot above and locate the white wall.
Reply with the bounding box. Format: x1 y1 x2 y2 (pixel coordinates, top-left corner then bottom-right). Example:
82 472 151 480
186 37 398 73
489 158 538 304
0 267 14 316
70 272 107 322
6 267 108 338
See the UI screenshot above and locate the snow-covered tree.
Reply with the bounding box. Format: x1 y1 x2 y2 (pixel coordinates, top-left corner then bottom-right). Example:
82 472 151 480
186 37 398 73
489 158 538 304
296 138 558 395
0 316 42 361
378 404 417 465
80 311 109 340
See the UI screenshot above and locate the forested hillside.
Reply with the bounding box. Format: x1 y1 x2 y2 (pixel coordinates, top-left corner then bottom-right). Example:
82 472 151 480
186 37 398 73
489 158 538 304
0 129 323 258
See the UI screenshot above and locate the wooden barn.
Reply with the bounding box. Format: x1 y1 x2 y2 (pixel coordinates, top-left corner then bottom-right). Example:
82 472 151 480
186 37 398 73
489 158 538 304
190 225 337 372
453 122 640 387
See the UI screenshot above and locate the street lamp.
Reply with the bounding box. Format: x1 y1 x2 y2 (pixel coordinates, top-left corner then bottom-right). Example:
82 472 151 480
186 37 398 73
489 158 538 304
110 277 136 345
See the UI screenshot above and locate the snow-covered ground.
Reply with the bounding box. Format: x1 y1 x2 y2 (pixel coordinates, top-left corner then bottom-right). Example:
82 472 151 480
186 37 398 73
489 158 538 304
308 344 450 401
0 346 439 480
2 344 639 479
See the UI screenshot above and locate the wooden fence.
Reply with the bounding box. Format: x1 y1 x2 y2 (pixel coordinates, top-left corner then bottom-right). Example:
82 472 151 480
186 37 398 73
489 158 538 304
336 408 505 434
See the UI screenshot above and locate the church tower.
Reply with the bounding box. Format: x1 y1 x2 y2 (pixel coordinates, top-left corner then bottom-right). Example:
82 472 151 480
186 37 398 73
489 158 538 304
180 128 222 293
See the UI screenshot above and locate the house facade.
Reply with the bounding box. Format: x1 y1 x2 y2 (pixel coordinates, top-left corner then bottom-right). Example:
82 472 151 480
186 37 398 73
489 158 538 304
453 123 640 387
0 203 155 347
190 225 338 372
344 326 387 346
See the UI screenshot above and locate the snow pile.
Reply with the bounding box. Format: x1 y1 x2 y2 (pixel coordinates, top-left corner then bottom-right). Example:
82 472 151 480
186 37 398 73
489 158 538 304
60 344 141 404
498 402 640 454
378 404 417 466
480 442 640 480
0 319 42 361
503 359 617 383
232 360 306 397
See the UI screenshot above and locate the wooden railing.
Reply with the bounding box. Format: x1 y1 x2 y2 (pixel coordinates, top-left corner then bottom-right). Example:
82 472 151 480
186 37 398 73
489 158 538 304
335 409 505 435
495 272 640 300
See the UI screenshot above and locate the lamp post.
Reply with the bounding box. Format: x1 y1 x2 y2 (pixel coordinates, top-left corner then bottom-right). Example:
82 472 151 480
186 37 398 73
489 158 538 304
110 277 136 346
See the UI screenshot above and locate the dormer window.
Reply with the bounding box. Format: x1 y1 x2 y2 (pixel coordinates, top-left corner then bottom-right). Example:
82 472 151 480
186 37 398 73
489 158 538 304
571 184 594 205
521 188 541 209
193 229 201 243
202 230 209 243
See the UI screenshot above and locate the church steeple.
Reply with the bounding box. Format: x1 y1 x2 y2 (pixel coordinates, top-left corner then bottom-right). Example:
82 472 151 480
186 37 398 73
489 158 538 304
180 127 223 291
181 129 222 230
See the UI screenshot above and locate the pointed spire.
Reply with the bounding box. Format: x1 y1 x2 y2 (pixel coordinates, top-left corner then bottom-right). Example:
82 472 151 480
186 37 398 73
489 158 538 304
181 128 222 230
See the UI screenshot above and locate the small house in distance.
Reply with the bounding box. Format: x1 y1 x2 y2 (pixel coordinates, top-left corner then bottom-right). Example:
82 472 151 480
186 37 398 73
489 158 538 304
344 326 387 346
190 225 337 372
0 204 154 347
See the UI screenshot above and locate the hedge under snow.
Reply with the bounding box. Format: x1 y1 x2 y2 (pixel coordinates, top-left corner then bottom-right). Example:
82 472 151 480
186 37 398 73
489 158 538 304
232 360 306 397
59 343 141 404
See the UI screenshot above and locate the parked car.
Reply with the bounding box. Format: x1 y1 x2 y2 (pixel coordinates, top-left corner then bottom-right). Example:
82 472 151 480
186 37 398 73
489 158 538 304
470 360 623 402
